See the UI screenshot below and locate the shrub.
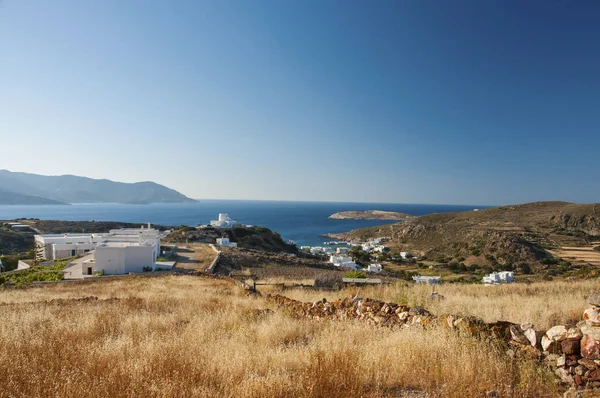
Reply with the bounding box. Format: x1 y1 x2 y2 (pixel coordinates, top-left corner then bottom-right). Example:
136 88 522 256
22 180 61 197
142 266 153 272
344 271 366 279
594 246 600 252
314 273 343 289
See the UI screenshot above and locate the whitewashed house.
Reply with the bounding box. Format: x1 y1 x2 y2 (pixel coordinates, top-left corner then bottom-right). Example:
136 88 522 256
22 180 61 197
216 237 237 247
413 275 441 284
329 255 358 270
366 263 382 273
37 224 161 275
400 252 412 259
482 271 514 284
336 247 350 255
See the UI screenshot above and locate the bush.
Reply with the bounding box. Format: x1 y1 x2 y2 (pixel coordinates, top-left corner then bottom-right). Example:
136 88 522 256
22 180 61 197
142 266 153 272
344 271 366 279
314 273 343 289
594 246 600 252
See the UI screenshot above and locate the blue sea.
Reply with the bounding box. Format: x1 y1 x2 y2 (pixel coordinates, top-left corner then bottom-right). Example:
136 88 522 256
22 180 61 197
0 200 488 246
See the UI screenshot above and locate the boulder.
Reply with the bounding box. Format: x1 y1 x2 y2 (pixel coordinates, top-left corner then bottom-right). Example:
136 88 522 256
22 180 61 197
542 335 563 353
579 321 600 340
566 327 583 341
520 324 540 347
581 334 600 359
510 325 530 345
584 308 600 327
557 354 566 367
555 367 574 384
547 325 568 342
577 358 598 370
562 339 581 356
588 292 600 308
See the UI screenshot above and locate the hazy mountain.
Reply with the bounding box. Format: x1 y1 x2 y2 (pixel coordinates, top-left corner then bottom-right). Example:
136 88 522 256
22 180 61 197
0 170 195 204
0 189 68 205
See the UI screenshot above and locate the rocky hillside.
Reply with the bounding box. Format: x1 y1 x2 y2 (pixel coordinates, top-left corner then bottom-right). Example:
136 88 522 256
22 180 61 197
164 226 298 254
329 210 415 220
329 201 600 273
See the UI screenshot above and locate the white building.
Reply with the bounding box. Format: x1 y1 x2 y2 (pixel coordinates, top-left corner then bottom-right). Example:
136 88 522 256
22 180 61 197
329 255 358 270
310 246 333 255
95 241 157 274
400 252 412 259
482 271 514 284
366 263 382 273
210 213 240 228
413 275 441 285
35 233 108 260
216 237 238 247
336 247 350 255
35 224 161 275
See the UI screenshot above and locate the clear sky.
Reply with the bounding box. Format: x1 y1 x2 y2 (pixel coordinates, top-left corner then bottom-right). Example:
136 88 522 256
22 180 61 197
1 1 599 205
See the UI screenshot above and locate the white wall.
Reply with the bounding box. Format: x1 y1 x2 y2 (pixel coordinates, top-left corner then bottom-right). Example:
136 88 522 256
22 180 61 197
95 245 156 274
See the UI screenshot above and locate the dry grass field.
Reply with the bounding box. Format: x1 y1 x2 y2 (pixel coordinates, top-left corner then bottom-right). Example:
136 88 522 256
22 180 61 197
267 279 600 330
0 275 587 397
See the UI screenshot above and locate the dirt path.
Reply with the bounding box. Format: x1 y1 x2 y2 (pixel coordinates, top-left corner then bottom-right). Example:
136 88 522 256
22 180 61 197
173 243 218 272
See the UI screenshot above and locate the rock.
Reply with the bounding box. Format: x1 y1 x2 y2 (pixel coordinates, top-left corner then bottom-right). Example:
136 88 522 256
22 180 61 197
510 325 530 345
584 308 600 326
547 325 569 341
542 335 562 353
566 327 583 340
563 386 583 398
524 327 540 347
578 358 598 370
555 367 574 384
566 355 579 367
582 334 600 359
557 355 567 367
575 365 586 376
486 391 499 398
427 293 445 301
562 339 581 355
397 311 409 321
588 292 600 308
587 370 600 381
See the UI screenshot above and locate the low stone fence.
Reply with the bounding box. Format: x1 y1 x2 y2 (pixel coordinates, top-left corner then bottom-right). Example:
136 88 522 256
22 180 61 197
205 245 221 274
264 291 600 393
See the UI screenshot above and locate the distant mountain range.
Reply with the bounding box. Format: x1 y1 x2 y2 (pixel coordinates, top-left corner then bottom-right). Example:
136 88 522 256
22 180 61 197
0 170 195 205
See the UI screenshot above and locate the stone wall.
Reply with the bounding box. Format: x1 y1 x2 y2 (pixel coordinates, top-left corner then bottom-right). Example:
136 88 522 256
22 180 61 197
264 291 600 393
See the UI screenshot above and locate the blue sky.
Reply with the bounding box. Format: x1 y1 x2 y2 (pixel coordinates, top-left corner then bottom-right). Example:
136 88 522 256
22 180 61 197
1 0 599 205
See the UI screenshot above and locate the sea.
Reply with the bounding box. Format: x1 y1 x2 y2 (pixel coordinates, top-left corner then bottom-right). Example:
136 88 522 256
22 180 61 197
0 200 488 247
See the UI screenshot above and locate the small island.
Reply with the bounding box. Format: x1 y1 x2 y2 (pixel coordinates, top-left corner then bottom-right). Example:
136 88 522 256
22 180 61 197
329 210 415 221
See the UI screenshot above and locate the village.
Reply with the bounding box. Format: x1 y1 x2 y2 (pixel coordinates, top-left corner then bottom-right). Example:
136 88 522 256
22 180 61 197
1 212 515 286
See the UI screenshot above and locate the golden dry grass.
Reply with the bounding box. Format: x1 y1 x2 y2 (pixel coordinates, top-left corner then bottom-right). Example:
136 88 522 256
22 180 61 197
262 279 600 330
0 275 561 397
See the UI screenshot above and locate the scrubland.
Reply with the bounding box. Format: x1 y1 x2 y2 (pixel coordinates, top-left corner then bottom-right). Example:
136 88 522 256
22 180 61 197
0 275 585 397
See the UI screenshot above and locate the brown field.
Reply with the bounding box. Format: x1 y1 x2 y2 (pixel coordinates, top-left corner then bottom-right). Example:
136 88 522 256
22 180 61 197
550 242 600 267
172 243 218 271
4 275 598 397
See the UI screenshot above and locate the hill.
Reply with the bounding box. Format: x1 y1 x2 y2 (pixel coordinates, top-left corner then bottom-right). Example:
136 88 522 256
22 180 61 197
0 189 68 205
328 201 600 274
329 210 415 220
0 170 195 204
164 225 298 253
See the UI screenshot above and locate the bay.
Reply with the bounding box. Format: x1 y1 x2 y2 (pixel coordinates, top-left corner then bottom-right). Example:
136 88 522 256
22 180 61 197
0 200 487 246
